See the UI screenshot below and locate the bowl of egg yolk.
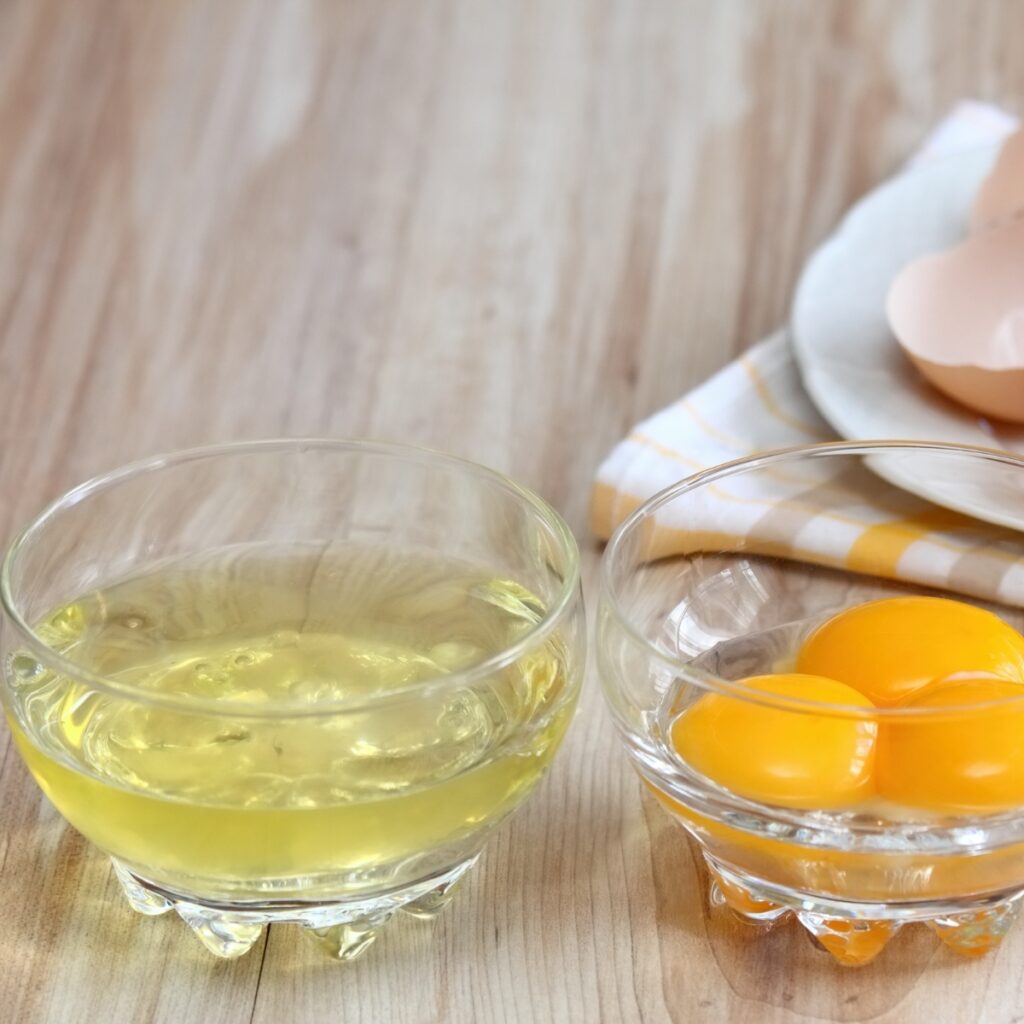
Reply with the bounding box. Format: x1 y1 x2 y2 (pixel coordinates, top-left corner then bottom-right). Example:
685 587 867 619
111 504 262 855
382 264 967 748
597 442 1024 966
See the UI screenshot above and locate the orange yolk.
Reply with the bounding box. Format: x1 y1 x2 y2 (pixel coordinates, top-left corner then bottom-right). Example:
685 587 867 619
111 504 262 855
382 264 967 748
796 597 1024 706
670 673 877 809
877 675 1024 813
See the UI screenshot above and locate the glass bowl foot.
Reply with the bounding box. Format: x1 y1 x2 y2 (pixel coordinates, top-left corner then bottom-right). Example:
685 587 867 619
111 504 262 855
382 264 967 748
112 856 479 960
927 900 1023 957
175 906 266 958
797 914 899 966
308 919 387 961
702 854 1024 966
708 868 788 923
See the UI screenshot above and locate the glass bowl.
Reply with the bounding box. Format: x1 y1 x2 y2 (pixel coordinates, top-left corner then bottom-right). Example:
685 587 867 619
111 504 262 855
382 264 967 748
597 442 1024 966
0 440 584 960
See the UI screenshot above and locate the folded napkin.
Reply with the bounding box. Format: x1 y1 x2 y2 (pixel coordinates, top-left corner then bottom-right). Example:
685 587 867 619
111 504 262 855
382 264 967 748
592 102 1023 605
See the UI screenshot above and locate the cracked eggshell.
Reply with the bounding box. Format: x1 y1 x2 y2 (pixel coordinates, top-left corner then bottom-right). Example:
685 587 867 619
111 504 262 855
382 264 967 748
970 128 1024 233
886 216 1024 424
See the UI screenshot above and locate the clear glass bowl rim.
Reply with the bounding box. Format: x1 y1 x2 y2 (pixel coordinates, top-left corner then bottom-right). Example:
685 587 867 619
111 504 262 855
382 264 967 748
0 438 582 719
600 440 1024 721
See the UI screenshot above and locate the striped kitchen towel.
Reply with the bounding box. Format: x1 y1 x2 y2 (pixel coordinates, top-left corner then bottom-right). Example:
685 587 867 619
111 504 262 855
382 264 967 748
591 102 1024 605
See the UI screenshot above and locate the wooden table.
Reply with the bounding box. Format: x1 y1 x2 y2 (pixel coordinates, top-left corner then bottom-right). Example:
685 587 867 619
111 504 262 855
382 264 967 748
1 2 1022 1021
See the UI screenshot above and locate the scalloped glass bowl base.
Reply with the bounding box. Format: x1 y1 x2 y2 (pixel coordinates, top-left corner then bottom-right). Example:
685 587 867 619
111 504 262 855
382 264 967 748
702 853 1024 967
112 856 478 960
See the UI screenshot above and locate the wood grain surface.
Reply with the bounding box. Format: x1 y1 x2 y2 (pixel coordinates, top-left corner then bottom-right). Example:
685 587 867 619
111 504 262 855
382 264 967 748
1 2 1023 1021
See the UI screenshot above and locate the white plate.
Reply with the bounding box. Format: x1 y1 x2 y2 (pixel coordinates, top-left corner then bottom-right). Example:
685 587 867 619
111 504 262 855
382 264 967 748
791 144 1024 527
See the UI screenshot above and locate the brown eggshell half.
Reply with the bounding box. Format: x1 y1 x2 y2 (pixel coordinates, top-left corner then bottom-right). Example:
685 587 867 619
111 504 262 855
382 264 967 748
970 128 1024 233
887 217 1024 424
903 356 1024 423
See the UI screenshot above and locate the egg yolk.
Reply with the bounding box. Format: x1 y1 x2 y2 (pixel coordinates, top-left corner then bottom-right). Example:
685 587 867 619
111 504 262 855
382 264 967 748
671 673 877 809
796 597 1024 706
877 675 1024 812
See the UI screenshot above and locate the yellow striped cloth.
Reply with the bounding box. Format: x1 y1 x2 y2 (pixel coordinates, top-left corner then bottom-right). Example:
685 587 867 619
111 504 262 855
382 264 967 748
591 103 1024 605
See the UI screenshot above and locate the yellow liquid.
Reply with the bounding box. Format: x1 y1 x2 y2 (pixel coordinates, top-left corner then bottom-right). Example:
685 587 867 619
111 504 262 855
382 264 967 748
6 545 577 899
